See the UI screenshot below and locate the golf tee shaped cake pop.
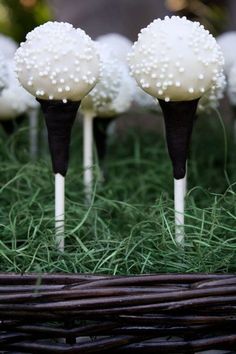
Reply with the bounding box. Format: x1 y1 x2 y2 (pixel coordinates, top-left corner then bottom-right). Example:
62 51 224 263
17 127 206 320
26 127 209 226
81 44 134 200
92 34 133 184
14 21 100 250
129 16 225 244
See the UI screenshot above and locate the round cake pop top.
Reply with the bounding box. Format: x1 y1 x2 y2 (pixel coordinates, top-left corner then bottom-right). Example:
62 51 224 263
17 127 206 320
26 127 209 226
14 21 100 103
217 32 236 75
0 61 37 120
128 16 224 102
81 48 134 117
0 34 18 59
96 33 132 63
227 64 236 106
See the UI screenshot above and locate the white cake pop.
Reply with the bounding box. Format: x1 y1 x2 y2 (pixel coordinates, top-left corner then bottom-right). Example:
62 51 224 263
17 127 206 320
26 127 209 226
81 46 134 201
128 16 225 245
217 32 236 75
128 16 224 102
0 34 18 59
14 21 100 103
14 22 101 251
96 33 132 63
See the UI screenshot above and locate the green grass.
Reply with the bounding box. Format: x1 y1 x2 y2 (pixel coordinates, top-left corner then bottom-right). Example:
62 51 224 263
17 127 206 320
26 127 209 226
0 109 236 274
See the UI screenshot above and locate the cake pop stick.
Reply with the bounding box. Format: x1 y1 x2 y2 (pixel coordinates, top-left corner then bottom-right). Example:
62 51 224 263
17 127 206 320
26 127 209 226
14 22 100 250
29 109 38 160
83 111 94 202
129 16 225 244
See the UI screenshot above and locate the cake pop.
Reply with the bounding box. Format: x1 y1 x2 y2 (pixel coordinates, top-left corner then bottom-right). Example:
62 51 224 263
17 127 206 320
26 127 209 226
91 33 133 183
81 46 134 200
128 16 225 244
14 21 100 250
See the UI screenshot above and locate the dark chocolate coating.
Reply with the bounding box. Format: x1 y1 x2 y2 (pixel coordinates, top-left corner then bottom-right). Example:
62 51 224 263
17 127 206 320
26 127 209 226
93 117 114 161
158 98 199 180
37 99 80 176
93 117 115 180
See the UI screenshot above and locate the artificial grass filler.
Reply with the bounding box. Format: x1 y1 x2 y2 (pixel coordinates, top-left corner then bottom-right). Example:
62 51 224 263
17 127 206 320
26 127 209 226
0 110 236 274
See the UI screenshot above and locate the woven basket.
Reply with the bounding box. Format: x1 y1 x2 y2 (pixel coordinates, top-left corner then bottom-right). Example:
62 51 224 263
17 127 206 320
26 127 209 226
0 272 236 353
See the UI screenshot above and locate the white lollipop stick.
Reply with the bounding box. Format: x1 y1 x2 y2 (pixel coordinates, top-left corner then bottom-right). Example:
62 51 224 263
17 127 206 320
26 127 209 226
83 112 94 203
174 178 185 245
55 173 65 251
29 109 38 160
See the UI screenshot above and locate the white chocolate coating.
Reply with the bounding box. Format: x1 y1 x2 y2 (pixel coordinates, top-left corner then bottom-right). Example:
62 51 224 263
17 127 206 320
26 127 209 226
14 21 100 102
0 61 38 120
217 32 236 75
81 48 134 118
96 33 132 63
0 34 18 59
128 16 224 102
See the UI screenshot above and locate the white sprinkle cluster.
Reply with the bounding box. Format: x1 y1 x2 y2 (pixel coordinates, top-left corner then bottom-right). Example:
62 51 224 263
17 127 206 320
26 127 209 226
81 41 134 118
0 34 18 59
128 16 225 102
14 21 100 103
217 32 236 75
0 54 8 92
96 33 132 63
0 61 38 120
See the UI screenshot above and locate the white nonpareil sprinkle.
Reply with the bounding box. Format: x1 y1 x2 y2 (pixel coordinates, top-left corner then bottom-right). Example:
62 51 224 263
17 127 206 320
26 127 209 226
14 21 100 102
128 16 225 102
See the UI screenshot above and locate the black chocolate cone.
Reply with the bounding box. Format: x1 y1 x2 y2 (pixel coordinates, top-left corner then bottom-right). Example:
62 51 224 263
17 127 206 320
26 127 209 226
93 116 114 178
37 99 80 176
158 98 199 179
